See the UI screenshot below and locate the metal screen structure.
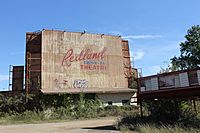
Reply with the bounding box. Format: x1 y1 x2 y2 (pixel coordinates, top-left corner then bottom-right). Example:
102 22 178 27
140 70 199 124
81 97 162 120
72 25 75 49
12 66 24 92
25 30 134 94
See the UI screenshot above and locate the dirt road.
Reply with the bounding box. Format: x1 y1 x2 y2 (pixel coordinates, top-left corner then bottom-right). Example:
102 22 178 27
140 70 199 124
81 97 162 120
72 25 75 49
0 117 121 133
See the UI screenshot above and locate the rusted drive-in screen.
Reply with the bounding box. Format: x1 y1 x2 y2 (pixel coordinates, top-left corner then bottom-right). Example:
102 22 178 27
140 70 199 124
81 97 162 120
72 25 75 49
41 30 128 93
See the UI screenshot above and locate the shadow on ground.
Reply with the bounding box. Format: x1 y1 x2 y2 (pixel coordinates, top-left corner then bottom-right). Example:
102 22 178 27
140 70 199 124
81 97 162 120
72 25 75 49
82 125 118 131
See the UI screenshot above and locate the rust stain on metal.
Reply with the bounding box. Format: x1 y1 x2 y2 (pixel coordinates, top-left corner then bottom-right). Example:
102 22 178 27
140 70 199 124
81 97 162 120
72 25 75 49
25 30 132 93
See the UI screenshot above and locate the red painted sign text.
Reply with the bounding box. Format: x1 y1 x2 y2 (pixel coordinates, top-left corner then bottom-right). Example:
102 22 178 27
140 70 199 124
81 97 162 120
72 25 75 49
61 47 106 66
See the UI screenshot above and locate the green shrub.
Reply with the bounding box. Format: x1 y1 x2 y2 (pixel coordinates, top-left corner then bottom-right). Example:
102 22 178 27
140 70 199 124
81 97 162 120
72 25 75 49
0 92 140 124
117 99 200 132
0 93 33 113
73 93 102 118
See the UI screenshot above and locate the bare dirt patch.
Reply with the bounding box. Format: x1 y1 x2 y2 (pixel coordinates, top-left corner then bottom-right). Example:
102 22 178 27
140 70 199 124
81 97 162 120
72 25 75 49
0 117 121 133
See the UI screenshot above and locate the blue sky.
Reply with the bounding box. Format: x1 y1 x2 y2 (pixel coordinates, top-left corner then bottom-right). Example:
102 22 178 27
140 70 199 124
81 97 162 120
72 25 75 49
0 0 200 89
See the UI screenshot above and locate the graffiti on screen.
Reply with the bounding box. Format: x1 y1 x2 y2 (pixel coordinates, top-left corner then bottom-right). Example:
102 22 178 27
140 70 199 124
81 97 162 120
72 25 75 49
73 79 88 89
54 79 68 89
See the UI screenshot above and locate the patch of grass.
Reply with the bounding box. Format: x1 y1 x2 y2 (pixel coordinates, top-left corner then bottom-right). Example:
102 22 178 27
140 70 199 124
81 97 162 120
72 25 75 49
98 105 139 117
117 117 200 133
136 124 199 133
117 100 200 133
0 103 139 124
116 107 200 133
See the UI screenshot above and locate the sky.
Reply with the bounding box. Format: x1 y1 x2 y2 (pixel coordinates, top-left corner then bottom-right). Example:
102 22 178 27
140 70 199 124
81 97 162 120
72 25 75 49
0 0 200 89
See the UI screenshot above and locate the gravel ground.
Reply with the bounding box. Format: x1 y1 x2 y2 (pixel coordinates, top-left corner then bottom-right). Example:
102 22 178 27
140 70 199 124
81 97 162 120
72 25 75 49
0 117 121 133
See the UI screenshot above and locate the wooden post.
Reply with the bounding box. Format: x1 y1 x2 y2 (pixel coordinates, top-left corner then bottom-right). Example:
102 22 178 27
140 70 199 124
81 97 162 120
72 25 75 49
140 101 143 117
193 99 197 113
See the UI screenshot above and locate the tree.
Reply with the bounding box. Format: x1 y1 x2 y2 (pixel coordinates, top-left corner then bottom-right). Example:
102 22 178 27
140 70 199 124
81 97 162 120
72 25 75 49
159 63 179 74
171 25 200 70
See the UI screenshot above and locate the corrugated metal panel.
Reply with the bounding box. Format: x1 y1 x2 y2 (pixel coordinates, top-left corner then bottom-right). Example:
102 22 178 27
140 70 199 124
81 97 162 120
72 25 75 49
175 75 180 87
12 66 24 91
151 77 158 90
179 72 189 87
145 79 151 91
197 70 200 85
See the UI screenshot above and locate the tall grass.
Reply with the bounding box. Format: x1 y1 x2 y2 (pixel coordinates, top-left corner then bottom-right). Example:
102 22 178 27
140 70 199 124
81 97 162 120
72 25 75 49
135 124 199 133
117 99 200 133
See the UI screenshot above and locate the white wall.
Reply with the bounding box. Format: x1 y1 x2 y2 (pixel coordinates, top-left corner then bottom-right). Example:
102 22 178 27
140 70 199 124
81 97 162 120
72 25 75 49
130 93 137 106
97 92 136 106
179 72 189 87
151 77 159 90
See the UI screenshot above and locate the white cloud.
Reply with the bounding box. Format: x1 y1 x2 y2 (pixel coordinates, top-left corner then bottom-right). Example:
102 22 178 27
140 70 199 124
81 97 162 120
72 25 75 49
130 50 145 61
122 35 163 40
0 75 9 82
148 65 161 74
109 31 123 36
